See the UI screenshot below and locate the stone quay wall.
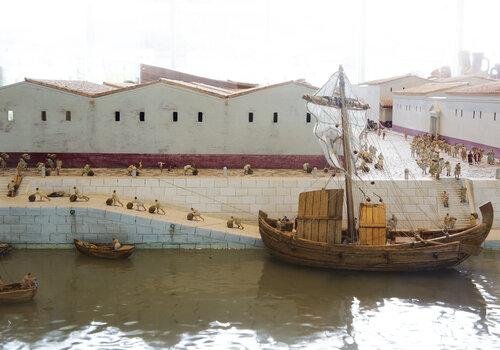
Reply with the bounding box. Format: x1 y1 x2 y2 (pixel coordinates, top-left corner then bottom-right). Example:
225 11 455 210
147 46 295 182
22 176 500 229
0 206 262 249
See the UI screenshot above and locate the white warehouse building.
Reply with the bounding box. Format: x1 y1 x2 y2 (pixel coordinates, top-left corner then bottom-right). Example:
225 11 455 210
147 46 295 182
355 74 430 124
0 76 324 168
392 81 500 157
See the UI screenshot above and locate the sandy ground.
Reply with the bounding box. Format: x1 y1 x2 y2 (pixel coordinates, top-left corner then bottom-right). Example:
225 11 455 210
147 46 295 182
0 194 261 239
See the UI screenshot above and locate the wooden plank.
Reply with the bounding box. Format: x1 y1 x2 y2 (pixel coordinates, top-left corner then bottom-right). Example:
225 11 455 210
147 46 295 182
298 193 306 218
312 191 321 218
318 219 327 242
319 190 329 217
305 192 314 217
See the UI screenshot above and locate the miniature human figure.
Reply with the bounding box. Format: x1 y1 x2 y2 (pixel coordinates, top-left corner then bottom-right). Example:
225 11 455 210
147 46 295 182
127 164 137 176
132 196 146 211
302 163 312 173
73 187 89 201
404 168 409 180
444 213 451 230
82 164 92 176
38 162 46 177
223 166 228 177
184 164 194 175
469 213 477 226
487 150 496 165
7 180 16 197
243 164 253 175
377 128 381 137
387 214 398 231
33 187 51 202
55 159 63 175
374 153 384 170
454 163 461 180
445 161 451 177
46 154 55 170
190 207 204 221
158 161 165 173
16 155 29 175
153 199 166 214
138 161 143 170
111 190 123 206
230 216 244 229
442 191 449 208
404 133 408 140
459 186 467 203
21 273 36 288
360 160 370 173
0 153 9 169
467 151 474 165
112 238 122 251
382 131 386 140
312 167 318 177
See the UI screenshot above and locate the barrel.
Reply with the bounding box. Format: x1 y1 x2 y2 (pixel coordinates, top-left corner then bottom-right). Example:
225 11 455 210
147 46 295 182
106 198 113 206
126 202 134 209
148 206 156 214
69 194 77 202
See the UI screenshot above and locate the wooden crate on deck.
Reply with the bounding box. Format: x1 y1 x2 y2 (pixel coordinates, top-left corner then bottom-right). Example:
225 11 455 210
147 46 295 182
359 203 387 245
296 189 343 244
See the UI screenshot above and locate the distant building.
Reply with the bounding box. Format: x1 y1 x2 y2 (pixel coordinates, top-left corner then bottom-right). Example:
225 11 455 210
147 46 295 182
0 75 322 168
140 64 258 90
355 74 430 124
392 80 500 156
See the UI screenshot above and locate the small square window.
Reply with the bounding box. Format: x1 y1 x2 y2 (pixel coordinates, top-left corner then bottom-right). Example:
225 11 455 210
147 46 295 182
495 112 497 121
473 111 475 119
455 109 457 116
139 111 145 121
460 109 463 117
41 111 47 121
173 111 178 122
115 111 120 121
248 112 254 123
65 111 71 121
273 112 278 123
306 113 311 123
198 112 203 122
479 111 482 119
7 110 13 121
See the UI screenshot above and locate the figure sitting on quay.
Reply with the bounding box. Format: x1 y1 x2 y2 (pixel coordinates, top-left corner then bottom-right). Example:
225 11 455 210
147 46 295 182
150 199 166 214
227 216 244 229
82 164 94 176
16 154 30 175
6 180 16 197
187 207 204 221
71 187 89 202
106 190 123 207
243 164 253 175
183 164 198 176
29 188 51 202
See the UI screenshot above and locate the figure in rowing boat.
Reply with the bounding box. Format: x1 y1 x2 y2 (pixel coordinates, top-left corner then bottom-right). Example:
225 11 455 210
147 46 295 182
112 238 122 251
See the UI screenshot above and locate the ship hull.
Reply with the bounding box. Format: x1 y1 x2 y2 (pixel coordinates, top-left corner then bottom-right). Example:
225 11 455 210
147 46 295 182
258 202 493 272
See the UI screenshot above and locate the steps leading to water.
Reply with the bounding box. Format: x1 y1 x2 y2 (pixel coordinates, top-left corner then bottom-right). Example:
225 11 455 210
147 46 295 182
436 178 471 228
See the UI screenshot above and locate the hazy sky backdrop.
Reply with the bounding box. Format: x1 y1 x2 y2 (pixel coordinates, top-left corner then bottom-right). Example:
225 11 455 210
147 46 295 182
0 0 498 86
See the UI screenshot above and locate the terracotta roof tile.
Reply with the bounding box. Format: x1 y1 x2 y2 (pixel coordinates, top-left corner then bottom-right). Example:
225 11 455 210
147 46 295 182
25 79 116 96
446 81 500 96
361 74 428 85
393 82 469 95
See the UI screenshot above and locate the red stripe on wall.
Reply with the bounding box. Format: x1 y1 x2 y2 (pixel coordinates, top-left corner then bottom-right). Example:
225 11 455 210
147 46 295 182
3 153 327 169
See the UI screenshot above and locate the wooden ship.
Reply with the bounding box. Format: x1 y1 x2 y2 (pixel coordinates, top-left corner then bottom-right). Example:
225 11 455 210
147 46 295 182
0 283 38 304
74 239 135 259
259 66 493 272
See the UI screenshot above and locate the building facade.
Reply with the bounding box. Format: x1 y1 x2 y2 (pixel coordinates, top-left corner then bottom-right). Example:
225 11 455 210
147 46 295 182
355 75 430 123
0 78 325 168
392 81 500 156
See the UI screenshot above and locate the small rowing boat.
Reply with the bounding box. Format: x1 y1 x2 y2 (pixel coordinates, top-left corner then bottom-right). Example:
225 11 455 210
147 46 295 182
0 283 38 304
73 239 135 259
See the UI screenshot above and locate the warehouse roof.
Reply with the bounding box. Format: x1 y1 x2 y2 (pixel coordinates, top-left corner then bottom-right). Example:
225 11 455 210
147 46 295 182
393 82 469 95
446 81 500 96
361 74 429 86
25 79 117 96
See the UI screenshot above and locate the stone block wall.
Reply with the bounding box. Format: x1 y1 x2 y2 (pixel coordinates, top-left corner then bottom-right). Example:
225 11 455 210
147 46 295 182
21 176 500 230
0 206 262 249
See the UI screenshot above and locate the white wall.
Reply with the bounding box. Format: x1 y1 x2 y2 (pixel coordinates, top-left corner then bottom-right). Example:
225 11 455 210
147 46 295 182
392 95 433 133
0 82 321 156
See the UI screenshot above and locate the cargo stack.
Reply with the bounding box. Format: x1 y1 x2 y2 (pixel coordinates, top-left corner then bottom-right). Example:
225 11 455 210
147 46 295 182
296 189 344 244
358 203 387 245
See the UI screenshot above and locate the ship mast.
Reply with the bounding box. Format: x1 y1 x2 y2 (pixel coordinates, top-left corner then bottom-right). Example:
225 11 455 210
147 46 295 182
338 66 356 242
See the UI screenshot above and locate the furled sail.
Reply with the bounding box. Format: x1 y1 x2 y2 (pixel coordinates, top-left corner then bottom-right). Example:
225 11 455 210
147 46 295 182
304 70 369 171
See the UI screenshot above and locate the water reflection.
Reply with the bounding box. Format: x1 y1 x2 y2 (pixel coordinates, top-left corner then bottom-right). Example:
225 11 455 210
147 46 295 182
0 250 498 349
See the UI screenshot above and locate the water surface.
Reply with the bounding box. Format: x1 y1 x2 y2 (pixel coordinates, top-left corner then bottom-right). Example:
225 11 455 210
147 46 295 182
0 250 499 349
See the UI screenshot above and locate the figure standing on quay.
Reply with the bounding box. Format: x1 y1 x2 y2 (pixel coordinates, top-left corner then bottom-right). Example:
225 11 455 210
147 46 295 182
454 163 461 179
0 153 9 169
442 191 449 208
111 190 123 206
7 180 16 197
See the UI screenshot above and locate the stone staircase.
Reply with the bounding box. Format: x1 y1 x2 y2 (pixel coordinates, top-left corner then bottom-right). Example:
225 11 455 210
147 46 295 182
436 178 471 228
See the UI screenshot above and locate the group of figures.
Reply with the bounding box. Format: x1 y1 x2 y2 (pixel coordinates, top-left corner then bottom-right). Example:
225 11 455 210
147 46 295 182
411 134 497 179
28 186 89 202
357 144 385 173
36 154 63 177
